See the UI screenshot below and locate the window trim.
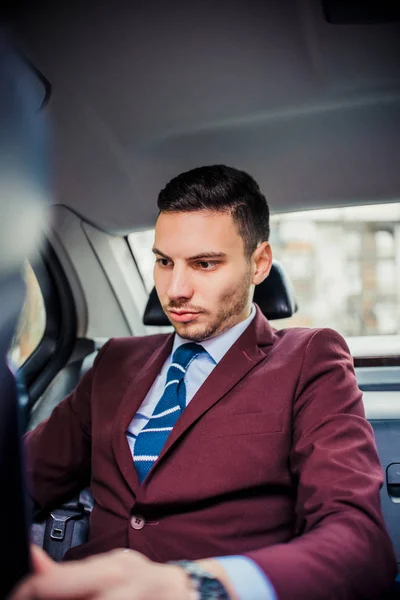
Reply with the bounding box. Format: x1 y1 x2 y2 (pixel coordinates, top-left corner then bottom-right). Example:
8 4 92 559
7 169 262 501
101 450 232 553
19 240 77 406
354 356 400 368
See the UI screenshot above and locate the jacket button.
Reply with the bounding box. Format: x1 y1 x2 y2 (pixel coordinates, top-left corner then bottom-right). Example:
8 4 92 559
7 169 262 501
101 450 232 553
130 514 146 530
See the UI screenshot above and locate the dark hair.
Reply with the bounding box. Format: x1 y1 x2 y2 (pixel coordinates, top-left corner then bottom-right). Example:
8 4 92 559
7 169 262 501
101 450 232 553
157 165 270 258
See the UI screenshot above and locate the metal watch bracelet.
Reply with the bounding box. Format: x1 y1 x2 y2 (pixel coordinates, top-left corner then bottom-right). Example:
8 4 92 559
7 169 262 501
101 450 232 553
171 560 230 600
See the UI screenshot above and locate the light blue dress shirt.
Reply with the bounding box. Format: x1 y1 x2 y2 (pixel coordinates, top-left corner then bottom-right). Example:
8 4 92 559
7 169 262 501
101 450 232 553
126 304 277 600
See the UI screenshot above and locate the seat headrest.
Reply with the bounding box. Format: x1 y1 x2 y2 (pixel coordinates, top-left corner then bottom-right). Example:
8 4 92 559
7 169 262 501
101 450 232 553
143 261 297 326
0 39 50 283
0 38 50 355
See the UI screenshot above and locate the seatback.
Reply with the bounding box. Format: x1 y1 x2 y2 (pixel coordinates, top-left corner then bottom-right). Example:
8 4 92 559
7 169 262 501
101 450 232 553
0 32 50 597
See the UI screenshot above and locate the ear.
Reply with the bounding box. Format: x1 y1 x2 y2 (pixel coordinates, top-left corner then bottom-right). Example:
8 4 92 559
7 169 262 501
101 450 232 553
30 544 57 574
252 242 272 285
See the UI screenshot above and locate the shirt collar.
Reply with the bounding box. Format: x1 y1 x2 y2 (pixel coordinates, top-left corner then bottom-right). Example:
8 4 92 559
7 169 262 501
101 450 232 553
172 303 256 364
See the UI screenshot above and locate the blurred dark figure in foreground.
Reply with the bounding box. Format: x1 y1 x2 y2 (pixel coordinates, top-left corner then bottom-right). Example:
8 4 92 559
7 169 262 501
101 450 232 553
0 31 49 597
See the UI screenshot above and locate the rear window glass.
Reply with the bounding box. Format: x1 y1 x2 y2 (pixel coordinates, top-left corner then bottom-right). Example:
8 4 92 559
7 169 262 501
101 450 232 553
128 202 400 338
270 203 400 336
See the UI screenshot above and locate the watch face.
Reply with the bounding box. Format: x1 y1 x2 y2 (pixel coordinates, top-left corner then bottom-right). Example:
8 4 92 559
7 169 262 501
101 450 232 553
197 575 230 599
180 563 230 600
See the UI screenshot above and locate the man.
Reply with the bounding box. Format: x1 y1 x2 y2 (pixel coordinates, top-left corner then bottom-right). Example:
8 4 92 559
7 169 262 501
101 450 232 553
12 166 396 599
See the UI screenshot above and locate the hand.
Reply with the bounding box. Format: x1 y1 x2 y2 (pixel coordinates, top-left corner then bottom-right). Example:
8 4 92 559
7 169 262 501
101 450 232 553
9 545 194 600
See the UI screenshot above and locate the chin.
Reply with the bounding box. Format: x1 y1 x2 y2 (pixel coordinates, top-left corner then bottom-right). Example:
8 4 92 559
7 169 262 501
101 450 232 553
174 322 209 342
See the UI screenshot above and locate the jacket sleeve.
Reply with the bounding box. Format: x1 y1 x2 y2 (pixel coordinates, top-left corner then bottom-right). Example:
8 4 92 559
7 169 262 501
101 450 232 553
245 328 397 600
24 340 112 513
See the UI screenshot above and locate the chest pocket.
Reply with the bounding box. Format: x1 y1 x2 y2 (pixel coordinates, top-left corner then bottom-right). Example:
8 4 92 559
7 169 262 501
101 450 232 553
201 411 283 438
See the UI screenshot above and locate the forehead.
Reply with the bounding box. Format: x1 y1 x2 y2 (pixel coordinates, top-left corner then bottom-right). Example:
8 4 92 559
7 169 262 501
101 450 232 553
154 210 244 256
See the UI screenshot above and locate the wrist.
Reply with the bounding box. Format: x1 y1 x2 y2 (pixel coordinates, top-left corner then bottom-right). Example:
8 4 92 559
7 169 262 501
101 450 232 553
167 564 197 600
195 560 237 600
172 560 232 600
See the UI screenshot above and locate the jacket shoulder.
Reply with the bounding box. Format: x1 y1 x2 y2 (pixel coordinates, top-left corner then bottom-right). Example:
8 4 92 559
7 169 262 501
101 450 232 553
108 333 170 350
272 325 350 354
92 333 171 371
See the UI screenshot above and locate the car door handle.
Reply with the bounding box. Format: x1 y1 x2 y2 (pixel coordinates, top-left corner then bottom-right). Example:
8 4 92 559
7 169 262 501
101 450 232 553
387 463 400 502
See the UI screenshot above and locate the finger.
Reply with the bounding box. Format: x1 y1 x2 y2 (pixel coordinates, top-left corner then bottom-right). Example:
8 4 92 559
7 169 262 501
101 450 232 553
9 567 88 600
9 551 141 600
89 584 136 600
30 545 57 574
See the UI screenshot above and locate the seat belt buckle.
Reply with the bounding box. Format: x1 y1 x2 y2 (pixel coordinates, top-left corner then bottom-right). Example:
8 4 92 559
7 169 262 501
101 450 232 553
49 512 74 541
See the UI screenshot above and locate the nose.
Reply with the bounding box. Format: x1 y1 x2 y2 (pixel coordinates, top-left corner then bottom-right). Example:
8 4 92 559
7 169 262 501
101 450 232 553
167 264 193 302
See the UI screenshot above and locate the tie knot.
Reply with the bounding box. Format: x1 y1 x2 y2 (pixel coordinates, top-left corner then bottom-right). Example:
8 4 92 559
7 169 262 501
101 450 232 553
171 342 206 372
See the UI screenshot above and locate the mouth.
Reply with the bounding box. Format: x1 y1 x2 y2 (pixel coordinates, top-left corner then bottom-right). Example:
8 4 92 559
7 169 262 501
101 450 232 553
168 310 201 323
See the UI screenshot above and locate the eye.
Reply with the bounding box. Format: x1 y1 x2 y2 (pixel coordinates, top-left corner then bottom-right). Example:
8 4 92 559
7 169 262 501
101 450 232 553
155 258 171 267
195 261 217 270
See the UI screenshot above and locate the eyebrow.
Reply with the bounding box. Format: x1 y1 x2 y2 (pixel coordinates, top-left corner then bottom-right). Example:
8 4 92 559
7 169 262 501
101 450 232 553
152 248 227 261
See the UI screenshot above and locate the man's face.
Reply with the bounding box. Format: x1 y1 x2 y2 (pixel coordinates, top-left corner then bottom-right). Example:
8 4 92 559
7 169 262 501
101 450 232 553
153 210 255 342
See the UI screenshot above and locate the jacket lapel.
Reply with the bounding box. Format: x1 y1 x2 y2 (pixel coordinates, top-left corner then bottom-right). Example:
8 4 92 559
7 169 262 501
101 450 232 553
144 306 275 483
111 334 174 493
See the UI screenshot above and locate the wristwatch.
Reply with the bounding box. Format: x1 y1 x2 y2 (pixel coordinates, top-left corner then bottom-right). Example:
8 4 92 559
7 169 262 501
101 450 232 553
172 560 230 600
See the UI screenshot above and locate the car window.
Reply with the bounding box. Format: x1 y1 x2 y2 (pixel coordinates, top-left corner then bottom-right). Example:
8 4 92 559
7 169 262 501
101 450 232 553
128 202 400 339
270 203 400 337
8 262 46 369
128 229 159 293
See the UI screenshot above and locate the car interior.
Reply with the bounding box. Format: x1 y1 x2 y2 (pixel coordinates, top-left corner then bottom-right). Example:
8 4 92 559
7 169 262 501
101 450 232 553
1 0 400 597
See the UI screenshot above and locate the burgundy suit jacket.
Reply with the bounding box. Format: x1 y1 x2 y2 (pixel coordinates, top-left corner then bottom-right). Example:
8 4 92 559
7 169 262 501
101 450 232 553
25 307 396 599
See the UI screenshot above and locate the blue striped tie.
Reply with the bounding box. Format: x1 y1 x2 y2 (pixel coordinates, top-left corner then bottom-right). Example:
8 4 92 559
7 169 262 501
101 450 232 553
133 343 206 483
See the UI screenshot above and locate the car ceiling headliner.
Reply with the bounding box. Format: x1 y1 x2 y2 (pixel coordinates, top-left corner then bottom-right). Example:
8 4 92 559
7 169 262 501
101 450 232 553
7 0 400 234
